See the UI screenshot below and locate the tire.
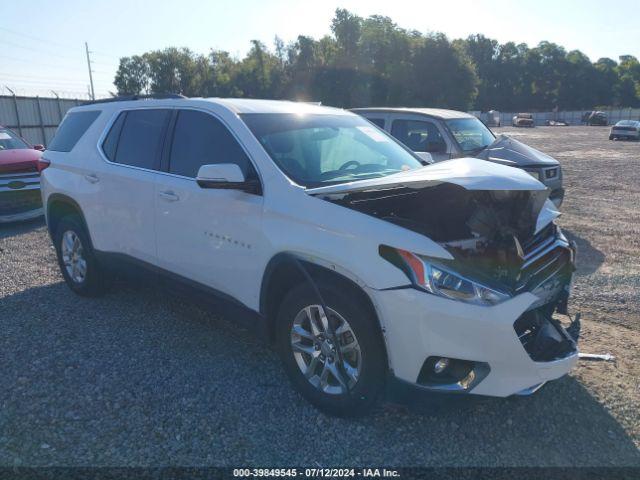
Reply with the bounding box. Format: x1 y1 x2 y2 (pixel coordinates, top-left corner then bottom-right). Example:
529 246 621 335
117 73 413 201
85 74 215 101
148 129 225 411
54 215 106 297
609 135 614 140
276 281 387 416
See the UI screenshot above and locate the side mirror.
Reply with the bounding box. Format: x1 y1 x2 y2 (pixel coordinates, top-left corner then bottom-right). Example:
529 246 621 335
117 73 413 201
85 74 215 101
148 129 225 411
33 144 45 152
196 163 260 194
415 151 434 164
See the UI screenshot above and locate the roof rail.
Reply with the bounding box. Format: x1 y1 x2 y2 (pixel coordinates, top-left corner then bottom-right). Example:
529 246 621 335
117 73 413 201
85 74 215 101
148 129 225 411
85 93 187 105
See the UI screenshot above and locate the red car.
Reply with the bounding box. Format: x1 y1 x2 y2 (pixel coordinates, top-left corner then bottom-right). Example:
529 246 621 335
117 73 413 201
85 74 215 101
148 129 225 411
0 126 45 223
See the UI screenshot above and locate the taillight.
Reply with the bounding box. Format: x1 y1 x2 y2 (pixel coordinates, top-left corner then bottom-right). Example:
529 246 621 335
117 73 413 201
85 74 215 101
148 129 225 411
37 158 51 173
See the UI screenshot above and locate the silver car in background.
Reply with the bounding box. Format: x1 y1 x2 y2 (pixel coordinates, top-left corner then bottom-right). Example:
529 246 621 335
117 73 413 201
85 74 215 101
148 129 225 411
609 120 640 141
352 108 565 207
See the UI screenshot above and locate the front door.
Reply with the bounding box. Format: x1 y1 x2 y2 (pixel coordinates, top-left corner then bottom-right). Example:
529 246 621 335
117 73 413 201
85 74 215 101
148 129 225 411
389 117 451 162
154 109 265 308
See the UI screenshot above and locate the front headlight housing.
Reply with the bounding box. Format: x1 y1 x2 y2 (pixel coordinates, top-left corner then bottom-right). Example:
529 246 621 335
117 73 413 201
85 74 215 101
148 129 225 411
384 247 510 306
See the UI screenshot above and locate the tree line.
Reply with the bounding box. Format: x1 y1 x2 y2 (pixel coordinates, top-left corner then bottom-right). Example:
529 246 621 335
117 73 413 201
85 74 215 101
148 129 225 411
114 8 640 111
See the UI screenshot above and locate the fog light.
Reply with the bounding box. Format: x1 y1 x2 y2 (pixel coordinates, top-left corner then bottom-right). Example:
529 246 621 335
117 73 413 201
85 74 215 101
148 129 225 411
434 358 449 374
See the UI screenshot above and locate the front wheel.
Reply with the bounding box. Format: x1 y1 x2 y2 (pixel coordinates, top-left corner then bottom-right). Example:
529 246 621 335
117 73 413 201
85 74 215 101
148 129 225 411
276 282 387 416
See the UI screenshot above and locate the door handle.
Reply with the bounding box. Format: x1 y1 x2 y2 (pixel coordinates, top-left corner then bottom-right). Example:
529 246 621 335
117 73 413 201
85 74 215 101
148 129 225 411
159 190 180 202
84 173 99 184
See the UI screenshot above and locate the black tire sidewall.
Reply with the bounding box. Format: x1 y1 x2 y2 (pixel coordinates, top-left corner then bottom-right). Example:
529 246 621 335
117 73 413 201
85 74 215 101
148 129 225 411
276 281 387 416
54 216 104 296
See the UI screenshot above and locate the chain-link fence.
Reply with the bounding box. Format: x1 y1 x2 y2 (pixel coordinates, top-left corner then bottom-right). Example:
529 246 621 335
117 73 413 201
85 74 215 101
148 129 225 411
0 95 86 147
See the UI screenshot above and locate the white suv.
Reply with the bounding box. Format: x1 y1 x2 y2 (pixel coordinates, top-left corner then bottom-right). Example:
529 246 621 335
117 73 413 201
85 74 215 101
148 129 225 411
41 96 579 416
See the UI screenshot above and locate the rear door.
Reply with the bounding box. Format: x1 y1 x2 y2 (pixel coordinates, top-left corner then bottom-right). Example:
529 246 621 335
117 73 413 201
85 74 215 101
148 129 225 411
92 108 171 262
154 108 265 306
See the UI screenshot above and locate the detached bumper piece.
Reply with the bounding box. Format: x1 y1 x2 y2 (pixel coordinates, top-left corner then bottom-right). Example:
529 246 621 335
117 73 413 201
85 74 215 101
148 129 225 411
514 306 578 362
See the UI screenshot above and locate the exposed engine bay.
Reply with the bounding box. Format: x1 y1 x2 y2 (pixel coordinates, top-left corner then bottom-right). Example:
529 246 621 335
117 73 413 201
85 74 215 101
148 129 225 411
319 180 579 361
324 182 572 296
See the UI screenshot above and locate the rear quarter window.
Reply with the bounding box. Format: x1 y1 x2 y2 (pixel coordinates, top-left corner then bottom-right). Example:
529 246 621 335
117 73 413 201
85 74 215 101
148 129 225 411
48 110 101 152
107 109 170 170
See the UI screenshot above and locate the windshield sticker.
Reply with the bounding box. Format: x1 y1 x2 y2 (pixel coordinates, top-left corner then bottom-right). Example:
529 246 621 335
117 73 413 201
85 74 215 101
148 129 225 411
356 126 390 142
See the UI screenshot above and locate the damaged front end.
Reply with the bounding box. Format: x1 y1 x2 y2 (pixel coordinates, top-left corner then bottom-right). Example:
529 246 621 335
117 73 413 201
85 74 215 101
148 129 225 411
309 158 579 365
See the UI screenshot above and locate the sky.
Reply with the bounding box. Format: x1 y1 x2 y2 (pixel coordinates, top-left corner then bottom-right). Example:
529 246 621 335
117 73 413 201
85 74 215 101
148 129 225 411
2 0 639 98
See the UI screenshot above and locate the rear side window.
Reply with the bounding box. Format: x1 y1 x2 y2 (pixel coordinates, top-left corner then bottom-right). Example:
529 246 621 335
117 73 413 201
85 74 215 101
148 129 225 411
110 109 170 170
169 110 255 178
49 111 101 152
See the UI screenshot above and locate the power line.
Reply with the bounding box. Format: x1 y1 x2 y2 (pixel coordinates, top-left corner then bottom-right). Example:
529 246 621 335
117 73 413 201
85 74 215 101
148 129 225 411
0 26 78 50
0 72 112 84
1 38 85 63
0 54 91 72
0 26 122 63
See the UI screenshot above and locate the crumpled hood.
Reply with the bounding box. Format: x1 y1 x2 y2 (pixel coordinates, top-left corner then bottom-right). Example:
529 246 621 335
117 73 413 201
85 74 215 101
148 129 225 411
307 157 545 197
476 135 559 167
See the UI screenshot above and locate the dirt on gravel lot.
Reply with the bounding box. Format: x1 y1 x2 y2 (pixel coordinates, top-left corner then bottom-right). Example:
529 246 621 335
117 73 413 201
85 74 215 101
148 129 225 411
1 126 639 467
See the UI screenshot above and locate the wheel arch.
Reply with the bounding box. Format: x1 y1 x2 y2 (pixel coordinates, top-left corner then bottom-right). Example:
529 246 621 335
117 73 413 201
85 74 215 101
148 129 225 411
259 253 387 358
46 194 93 248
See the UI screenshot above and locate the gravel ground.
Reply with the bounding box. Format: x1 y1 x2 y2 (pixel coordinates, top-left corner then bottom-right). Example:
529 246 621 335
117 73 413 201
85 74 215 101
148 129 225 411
1 126 639 467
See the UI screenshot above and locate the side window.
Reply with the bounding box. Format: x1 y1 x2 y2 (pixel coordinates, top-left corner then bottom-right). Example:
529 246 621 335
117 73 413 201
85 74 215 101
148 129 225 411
367 118 385 129
391 119 446 153
101 112 126 161
169 110 255 179
49 110 101 152
112 109 170 170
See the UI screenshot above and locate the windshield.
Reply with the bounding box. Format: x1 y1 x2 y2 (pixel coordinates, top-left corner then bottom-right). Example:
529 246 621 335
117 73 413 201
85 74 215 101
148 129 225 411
241 113 423 187
445 118 495 153
616 120 637 126
0 128 29 151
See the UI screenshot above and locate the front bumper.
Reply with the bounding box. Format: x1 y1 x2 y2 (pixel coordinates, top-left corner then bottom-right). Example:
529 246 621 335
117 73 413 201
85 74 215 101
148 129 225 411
0 171 43 223
368 286 578 398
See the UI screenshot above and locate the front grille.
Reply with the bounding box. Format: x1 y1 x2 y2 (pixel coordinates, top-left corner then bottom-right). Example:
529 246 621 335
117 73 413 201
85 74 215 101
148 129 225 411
521 223 555 256
0 189 42 215
0 170 40 185
516 223 573 303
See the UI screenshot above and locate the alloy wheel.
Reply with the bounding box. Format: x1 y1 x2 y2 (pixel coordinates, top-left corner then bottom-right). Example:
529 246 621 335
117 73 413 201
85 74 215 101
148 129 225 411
290 304 362 395
61 230 87 284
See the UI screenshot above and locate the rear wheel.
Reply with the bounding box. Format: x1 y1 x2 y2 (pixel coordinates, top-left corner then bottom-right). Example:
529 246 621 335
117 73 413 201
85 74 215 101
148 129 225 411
276 281 386 416
54 216 106 296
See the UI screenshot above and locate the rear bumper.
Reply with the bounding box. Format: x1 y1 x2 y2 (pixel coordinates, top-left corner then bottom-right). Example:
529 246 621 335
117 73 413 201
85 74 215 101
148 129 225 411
610 130 639 139
368 285 578 398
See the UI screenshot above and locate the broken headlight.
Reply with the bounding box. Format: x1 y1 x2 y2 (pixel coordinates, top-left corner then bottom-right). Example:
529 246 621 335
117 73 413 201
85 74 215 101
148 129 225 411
383 247 510 306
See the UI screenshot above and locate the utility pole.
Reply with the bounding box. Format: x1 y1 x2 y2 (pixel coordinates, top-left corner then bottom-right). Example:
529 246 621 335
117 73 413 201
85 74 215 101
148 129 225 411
85 42 95 101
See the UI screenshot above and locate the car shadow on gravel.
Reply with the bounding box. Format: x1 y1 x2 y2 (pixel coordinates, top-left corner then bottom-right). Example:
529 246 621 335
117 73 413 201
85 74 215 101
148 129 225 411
0 217 45 241
562 229 605 276
2 281 639 466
